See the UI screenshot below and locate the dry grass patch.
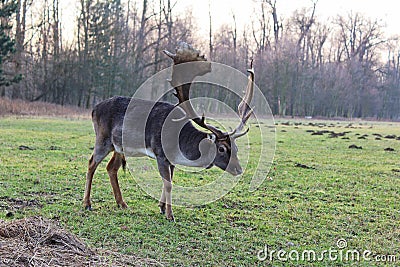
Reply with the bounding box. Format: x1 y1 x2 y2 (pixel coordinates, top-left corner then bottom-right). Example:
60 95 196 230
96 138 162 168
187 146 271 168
0 216 163 266
0 98 89 118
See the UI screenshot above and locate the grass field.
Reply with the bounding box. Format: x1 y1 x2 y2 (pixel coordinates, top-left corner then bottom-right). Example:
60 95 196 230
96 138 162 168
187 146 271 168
0 117 399 266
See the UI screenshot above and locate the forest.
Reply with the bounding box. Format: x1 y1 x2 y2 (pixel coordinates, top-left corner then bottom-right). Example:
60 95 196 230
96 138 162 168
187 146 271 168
0 0 399 119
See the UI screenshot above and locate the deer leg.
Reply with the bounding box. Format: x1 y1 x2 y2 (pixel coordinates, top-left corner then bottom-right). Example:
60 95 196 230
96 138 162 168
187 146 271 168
107 152 128 209
83 139 112 210
159 187 166 214
83 154 98 210
158 165 174 214
163 180 173 221
157 158 174 221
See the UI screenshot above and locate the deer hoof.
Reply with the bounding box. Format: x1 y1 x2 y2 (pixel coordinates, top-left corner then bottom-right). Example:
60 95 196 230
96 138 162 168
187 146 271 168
119 202 128 209
166 213 175 222
85 205 92 211
159 203 166 214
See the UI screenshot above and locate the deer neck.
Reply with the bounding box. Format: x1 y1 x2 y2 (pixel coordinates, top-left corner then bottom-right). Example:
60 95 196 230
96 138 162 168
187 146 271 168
178 123 206 160
171 122 214 168
169 69 215 167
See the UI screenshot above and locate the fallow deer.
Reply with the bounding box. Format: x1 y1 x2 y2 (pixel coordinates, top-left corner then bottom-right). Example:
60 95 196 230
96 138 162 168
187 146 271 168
83 42 254 221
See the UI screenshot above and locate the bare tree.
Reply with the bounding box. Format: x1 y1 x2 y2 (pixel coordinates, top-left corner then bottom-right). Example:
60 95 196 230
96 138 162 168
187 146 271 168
2 0 399 119
231 12 237 68
208 1 213 60
336 12 385 63
264 0 281 46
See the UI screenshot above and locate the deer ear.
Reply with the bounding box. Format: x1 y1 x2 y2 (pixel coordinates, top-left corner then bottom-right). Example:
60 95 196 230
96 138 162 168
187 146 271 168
163 50 176 59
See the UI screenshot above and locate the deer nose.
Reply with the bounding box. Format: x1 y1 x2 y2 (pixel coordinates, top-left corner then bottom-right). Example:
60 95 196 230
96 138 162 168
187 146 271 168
234 166 243 176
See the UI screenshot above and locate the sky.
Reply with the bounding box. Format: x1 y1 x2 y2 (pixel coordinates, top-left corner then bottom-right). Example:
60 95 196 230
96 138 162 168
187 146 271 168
178 0 399 37
59 0 400 40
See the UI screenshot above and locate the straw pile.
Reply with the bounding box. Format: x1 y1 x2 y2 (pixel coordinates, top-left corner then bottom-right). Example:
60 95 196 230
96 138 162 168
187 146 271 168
0 216 162 266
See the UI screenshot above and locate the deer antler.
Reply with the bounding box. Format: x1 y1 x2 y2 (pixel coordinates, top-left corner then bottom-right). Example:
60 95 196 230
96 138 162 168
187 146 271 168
163 43 254 141
163 42 226 139
230 60 255 139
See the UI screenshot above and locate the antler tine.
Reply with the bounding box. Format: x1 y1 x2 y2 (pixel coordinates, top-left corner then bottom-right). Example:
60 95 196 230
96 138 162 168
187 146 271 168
163 50 176 60
231 127 250 139
193 115 225 138
172 106 225 138
231 60 255 139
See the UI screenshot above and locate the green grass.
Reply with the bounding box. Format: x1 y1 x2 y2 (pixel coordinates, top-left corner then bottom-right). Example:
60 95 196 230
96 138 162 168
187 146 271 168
0 117 399 266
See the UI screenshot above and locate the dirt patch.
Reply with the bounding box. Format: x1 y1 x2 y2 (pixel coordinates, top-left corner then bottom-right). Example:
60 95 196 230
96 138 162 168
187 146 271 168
357 134 368 140
0 197 42 210
384 147 395 152
0 216 162 266
295 163 315 169
310 130 332 135
384 135 396 139
18 145 35 150
349 144 363 149
0 197 43 218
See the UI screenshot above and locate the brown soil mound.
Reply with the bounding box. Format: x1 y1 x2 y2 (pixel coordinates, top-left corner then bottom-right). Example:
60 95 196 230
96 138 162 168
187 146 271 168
0 216 162 266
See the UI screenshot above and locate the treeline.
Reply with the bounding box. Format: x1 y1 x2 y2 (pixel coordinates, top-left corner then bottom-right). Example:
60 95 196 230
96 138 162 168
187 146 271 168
0 0 399 119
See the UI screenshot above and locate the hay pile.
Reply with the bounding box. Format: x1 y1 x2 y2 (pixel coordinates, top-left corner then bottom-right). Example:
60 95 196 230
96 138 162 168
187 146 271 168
0 217 162 266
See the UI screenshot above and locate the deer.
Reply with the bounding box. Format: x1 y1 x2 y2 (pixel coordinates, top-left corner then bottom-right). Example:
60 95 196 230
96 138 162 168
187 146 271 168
83 42 255 221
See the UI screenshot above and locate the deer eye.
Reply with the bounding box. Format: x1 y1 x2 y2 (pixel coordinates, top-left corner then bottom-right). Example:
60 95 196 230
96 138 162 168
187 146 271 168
218 146 227 153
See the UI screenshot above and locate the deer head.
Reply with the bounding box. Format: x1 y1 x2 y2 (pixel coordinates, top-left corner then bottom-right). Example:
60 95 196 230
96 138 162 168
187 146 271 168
164 42 254 176
202 64 254 176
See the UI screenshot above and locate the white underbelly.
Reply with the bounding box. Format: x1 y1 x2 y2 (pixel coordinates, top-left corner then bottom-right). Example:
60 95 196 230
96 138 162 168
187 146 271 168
172 154 203 167
114 145 211 168
114 145 156 159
